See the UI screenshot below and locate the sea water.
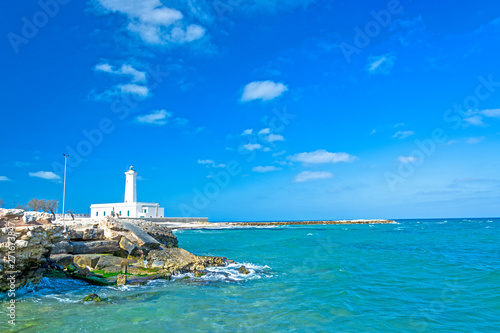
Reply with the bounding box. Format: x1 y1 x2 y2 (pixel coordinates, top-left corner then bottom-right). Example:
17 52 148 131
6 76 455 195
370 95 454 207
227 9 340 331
1 218 499 332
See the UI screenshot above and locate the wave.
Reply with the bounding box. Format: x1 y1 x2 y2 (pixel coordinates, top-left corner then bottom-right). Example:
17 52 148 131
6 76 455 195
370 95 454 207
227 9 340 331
171 262 273 283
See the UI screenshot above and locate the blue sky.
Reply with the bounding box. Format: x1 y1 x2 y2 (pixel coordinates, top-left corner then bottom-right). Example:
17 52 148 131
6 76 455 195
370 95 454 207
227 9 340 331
1 0 500 220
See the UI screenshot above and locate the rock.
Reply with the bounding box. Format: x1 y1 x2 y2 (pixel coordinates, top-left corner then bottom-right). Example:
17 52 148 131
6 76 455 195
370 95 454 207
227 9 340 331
73 254 103 269
119 236 143 257
125 219 178 248
83 293 102 302
193 270 206 278
49 254 74 268
238 266 250 275
116 273 127 286
120 221 160 249
67 262 80 273
23 211 52 225
0 222 69 291
0 209 24 219
146 248 230 274
68 228 105 241
43 270 67 278
98 217 129 240
75 275 114 286
50 241 73 254
95 255 136 273
72 240 120 254
0 209 36 227
126 273 171 286
151 260 165 269
79 266 91 277
120 260 128 274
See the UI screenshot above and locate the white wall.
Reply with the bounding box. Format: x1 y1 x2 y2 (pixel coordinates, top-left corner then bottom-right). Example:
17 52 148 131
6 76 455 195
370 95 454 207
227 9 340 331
90 204 165 218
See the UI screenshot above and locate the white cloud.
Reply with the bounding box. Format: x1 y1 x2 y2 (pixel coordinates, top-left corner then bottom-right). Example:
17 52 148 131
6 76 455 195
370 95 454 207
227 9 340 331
294 171 333 183
463 115 485 126
252 166 282 173
94 63 146 82
273 150 286 157
0 176 11 181
462 108 500 127
288 150 357 164
466 137 484 144
119 84 150 97
258 128 271 135
29 171 60 180
398 156 419 164
197 160 226 168
241 81 288 102
263 147 271 152
135 110 172 125
392 130 415 139
265 134 285 142
480 108 500 118
168 24 205 43
367 54 396 74
242 143 262 151
95 0 205 45
241 129 253 136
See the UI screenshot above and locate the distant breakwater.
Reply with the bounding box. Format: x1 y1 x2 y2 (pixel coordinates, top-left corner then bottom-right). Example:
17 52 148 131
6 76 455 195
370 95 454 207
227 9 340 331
188 220 396 228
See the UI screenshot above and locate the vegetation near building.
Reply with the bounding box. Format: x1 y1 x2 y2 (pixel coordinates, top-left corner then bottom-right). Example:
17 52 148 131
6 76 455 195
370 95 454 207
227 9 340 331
27 198 59 219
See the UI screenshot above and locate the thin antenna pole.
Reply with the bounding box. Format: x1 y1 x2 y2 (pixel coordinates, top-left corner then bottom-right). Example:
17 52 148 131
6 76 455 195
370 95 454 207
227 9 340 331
62 154 69 221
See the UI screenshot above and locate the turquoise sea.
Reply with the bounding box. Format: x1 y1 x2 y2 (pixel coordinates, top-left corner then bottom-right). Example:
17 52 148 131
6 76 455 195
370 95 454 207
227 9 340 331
1 218 499 332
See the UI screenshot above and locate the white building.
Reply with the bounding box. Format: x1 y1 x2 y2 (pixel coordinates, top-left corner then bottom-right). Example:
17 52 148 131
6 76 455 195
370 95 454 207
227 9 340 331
90 166 165 219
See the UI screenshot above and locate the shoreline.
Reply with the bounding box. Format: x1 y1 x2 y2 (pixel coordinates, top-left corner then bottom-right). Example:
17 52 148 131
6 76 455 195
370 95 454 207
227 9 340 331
157 219 396 230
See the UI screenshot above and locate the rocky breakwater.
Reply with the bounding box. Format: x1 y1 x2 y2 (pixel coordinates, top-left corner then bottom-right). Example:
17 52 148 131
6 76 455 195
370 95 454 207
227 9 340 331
0 209 232 291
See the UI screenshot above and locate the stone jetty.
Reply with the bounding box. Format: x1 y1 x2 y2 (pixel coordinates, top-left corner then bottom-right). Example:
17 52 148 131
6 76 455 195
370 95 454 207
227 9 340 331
0 209 231 292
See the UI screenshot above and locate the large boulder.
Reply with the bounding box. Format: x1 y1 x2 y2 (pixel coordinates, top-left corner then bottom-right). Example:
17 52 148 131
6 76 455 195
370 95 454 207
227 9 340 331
50 241 73 254
49 254 74 268
0 209 24 219
146 248 231 274
68 228 104 241
73 254 103 269
94 255 138 273
0 223 67 291
98 217 129 240
71 241 120 254
23 211 52 225
126 219 178 248
120 221 160 249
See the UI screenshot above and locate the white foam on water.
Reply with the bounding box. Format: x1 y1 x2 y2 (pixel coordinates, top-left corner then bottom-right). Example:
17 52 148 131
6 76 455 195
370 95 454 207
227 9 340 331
170 262 273 283
44 294 80 303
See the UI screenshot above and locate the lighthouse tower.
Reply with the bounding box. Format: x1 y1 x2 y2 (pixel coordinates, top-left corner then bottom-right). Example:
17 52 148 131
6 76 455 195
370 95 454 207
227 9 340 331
90 166 165 219
124 166 137 203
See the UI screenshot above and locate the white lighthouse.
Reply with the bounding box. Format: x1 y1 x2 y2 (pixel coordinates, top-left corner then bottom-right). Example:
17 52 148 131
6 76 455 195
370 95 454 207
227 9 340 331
124 166 137 203
90 167 164 219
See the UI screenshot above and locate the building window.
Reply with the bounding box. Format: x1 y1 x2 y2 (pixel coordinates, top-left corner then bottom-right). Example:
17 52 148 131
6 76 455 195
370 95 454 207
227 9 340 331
127 210 130 216
104 211 106 216
96 212 98 217
119 211 121 215
143 209 147 213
